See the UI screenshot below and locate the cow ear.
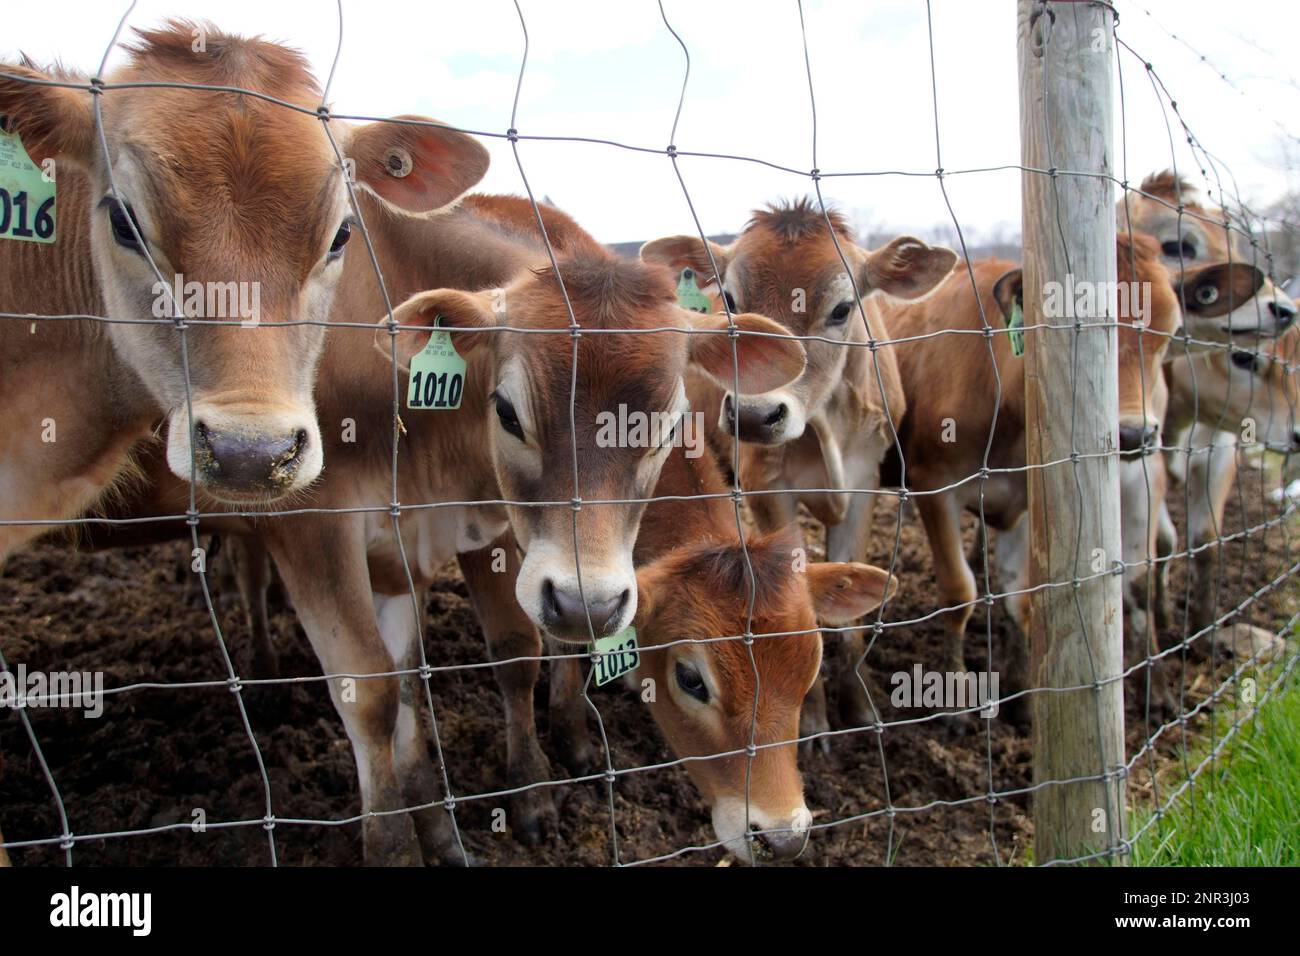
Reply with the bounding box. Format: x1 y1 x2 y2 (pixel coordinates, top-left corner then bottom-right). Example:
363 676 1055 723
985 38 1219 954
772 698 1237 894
346 116 489 214
863 236 957 301
991 268 1024 324
375 288 496 370
0 61 96 166
805 562 896 625
1174 262 1265 319
687 311 806 394
640 235 730 287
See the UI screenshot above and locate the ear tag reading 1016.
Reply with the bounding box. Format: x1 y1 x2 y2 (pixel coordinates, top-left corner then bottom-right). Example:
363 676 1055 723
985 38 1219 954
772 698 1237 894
407 317 466 410
0 128 56 244
676 267 713 314
1005 299 1025 358
591 626 639 687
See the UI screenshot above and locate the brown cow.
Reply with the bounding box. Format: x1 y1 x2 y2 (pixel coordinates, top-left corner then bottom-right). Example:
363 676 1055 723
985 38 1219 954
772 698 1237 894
15 193 805 865
549 437 893 864
1156 328 1300 643
641 199 956 737
887 233 1182 687
0 21 490 866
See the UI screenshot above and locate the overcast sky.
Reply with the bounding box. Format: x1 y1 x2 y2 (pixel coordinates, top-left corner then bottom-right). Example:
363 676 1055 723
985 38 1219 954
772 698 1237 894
6 1 1300 246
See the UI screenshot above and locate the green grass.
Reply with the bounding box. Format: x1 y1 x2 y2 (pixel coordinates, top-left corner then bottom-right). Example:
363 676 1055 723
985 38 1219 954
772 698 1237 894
1130 669 1300 866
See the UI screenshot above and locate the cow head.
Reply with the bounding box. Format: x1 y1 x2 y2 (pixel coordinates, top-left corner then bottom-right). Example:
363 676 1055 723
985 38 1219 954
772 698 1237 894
991 233 1182 458
642 198 955 445
0 21 488 503
1119 171 1296 342
633 526 894 863
384 251 805 641
1171 327 1300 454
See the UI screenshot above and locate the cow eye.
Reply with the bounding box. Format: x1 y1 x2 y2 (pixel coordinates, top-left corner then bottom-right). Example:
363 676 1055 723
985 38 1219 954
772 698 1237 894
722 290 738 313
492 391 525 442
827 301 854 326
105 198 144 253
1230 350 1259 371
1195 283 1220 307
327 221 353 261
1162 238 1196 260
675 661 709 702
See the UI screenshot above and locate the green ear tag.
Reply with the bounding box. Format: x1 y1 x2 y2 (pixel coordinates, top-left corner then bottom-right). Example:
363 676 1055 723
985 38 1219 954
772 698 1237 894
1006 299 1025 358
591 626 639 687
406 318 466 410
675 267 713 314
0 128 56 244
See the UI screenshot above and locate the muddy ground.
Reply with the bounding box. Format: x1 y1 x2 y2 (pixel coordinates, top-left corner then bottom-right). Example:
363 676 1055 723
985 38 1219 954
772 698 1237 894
1 460 1295 866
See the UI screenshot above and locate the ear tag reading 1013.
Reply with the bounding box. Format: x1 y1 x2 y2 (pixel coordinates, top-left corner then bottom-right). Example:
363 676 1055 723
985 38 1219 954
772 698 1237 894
407 317 466 410
591 626 639 687
676 267 712 314
0 128 56 244
1006 299 1025 358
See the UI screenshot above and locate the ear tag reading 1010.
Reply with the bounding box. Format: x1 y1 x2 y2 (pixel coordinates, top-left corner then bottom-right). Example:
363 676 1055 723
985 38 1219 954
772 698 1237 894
406 317 466 411
591 626 639 687
0 128 56 244
676 267 713 314
1005 299 1025 358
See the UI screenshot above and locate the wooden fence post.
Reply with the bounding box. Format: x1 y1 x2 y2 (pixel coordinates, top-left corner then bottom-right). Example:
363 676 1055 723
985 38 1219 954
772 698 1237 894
1018 0 1128 864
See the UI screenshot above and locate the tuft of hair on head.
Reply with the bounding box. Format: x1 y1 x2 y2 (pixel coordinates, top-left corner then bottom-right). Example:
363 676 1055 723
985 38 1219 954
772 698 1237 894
746 197 853 245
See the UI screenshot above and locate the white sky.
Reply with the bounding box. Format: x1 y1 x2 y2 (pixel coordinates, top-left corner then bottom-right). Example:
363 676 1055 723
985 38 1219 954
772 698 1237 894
6 1 1300 246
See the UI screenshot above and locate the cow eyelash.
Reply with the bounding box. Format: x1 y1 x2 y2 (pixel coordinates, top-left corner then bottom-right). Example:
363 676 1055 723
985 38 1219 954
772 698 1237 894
827 301 854 326
101 197 145 254
492 390 526 442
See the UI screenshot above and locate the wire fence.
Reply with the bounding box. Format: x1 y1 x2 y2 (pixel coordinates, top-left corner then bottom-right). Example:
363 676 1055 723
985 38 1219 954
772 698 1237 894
0 0 1297 867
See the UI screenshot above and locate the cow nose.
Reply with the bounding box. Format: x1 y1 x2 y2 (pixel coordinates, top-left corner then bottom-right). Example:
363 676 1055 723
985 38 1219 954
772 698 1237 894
748 824 807 863
1291 428 1300 453
723 395 788 444
1119 422 1159 456
1269 298 1297 330
193 421 309 491
541 579 629 638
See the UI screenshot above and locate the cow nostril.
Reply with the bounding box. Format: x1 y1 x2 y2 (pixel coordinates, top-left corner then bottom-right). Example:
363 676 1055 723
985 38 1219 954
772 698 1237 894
1270 301 1298 328
722 394 736 425
763 404 787 428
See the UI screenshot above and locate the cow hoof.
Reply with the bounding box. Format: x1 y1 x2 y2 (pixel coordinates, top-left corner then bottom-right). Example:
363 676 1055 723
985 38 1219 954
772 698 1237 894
363 815 424 867
511 788 557 846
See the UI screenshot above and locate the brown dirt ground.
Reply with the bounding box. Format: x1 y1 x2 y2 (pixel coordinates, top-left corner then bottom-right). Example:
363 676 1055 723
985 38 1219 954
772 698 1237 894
1 458 1295 867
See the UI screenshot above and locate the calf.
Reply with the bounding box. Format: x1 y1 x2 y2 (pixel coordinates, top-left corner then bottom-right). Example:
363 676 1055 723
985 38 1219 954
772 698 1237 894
641 199 956 732
549 437 893 863
887 233 1181 688
1157 328 1300 641
20 194 805 865
0 21 489 865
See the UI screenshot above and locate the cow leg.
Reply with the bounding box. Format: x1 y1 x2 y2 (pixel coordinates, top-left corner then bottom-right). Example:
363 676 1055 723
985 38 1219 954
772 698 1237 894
231 536 279 679
1186 435 1238 648
1153 499 1176 636
0 749 8 867
916 490 977 675
992 516 1032 726
548 651 600 775
371 591 467 866
799 646 833 757
457 538 556 846
825 490 885 730
262 516 421 866
1120 459 1164 664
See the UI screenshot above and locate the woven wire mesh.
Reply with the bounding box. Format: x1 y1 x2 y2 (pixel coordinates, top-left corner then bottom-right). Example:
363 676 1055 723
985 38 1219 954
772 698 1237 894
0 0 1296 866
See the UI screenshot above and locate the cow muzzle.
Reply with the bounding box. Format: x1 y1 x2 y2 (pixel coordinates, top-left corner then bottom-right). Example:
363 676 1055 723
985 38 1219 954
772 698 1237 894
1118 419 1160 459
165 402 323 502
712 798 811 864
720 392 805 445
